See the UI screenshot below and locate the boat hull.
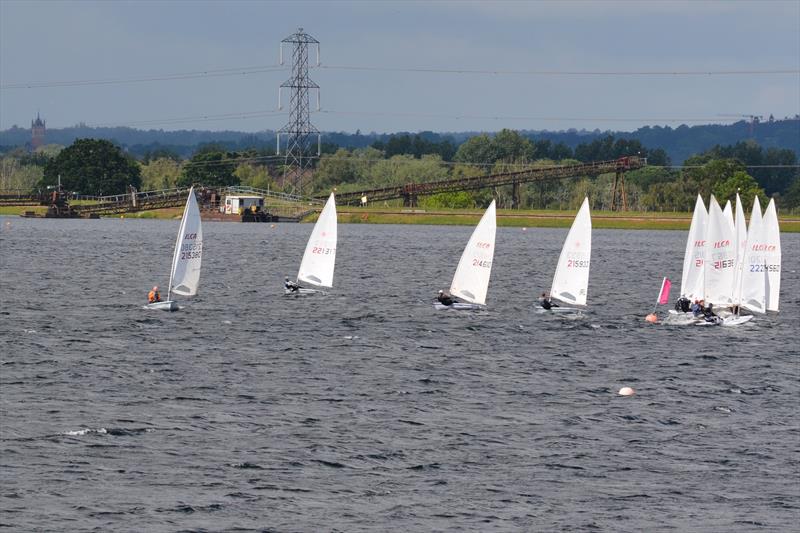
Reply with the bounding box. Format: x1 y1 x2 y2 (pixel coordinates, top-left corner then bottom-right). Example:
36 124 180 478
434 302 485 310
721 315 754 327
535 305 583 314
145 300 179 311
284 288 326 295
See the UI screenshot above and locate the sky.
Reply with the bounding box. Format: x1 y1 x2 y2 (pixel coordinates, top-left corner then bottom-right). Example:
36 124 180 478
1 0 798 134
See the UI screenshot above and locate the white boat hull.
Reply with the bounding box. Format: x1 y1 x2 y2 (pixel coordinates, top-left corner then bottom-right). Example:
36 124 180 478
666 310 702 325
721 315 754 327
145 300 179 311
284 287 326 295
667 309 752 327
535 305 583 314
434 302 485 310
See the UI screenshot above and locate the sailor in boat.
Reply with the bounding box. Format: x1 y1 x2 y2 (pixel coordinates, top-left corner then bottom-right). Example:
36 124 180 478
691 299 704 318
148 286 161 303
702 302 720 323
539 292 559 310
675 296 691 313
437 290 454 306
284 276 300 293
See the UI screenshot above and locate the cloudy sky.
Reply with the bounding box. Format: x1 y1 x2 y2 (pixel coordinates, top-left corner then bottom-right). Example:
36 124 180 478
1 0 798 134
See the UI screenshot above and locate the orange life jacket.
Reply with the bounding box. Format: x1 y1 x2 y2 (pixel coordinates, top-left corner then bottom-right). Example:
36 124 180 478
148 290 160 303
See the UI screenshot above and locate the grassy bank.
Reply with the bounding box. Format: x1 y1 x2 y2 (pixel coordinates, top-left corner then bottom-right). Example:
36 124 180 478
336 207 800 232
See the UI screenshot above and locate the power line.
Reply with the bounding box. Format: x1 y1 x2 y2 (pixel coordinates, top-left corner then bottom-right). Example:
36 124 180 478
315 109 752 123
0 64 287 90
317 64 800 77
4 62 797 90
87 109 287 128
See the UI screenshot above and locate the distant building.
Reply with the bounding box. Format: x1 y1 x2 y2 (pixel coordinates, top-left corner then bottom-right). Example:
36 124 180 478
221 195 263 215
31 112 46 149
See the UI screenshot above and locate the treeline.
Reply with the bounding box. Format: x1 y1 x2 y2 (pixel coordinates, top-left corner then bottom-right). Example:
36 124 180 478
1 130 798 213
1 117 798 164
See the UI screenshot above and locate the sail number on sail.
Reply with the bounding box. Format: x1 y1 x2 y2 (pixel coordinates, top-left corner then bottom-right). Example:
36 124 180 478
311 246 335 255
472 258 492 268
180 233 202 260
565 252 590 268
566 259 590 268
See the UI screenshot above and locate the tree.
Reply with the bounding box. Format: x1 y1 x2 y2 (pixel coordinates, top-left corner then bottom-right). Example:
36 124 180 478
234 163 274 190
41 138 141 195
0 157 44 191
179 149 238 187
682 158 745 200
712 170 767 212
140 157 183 190
454 134 498 165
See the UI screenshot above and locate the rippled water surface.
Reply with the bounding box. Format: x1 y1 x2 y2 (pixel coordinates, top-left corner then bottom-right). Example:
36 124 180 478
1 217 798 532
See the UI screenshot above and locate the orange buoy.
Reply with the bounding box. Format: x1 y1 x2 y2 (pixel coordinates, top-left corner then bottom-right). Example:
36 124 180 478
618 387 636 396
645 313 658 323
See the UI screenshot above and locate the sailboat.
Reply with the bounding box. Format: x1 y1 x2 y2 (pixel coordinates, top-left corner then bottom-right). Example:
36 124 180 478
539 197 591 313
146 186 203 311
762 198 782 312
679 194 708 303
668 195 707 323
733 196 781 317
434 200 496 310
286 192 337 295
738 196 765 314
704 195 737 308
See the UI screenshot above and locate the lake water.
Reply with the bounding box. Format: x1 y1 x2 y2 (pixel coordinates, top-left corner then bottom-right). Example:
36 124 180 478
1 217 798 532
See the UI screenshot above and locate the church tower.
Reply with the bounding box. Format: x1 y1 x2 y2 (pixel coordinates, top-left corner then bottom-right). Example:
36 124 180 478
31 112 46 149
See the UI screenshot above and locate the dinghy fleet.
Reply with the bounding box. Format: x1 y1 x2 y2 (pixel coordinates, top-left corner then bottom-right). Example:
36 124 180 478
669 193 781 326
146 189 781 327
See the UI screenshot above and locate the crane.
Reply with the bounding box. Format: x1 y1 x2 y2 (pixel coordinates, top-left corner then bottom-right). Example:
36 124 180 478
717 114 764 136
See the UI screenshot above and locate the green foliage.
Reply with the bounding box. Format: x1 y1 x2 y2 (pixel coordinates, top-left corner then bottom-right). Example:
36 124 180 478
640 178 694 212
782 176 800 210
234 163 274 190
372 133 456 160
0 157 43 191
454 129 534 165
418 191 476 209
140 157 183 190
568 135 670 166
689 140 798 195
41 138 141 195
712 170 767 211
179 150 238 187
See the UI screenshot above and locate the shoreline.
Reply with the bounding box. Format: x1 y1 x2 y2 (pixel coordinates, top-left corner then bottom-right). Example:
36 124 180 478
3 207 799 232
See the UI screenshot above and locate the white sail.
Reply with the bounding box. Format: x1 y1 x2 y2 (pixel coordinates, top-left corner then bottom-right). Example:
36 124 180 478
739 196 766 313
762 198 781 312
450 200 496 305
680 195 707 301
297 193 337 288
722 200 734 233
169 187 203 297
731 193 748 302
704 195 736 306
550 197 592 306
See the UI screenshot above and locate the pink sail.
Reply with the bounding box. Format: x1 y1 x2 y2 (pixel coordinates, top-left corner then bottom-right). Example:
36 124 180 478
657 277 672 305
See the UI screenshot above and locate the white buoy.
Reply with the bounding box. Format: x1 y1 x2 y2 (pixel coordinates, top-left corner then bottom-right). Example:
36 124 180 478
618 386 636 396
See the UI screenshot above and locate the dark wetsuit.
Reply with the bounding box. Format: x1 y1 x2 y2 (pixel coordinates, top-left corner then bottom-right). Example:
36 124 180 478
703 304 717 322
285 280 299 292
540 298 558 310
437 293 454 306
675 297 691 313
